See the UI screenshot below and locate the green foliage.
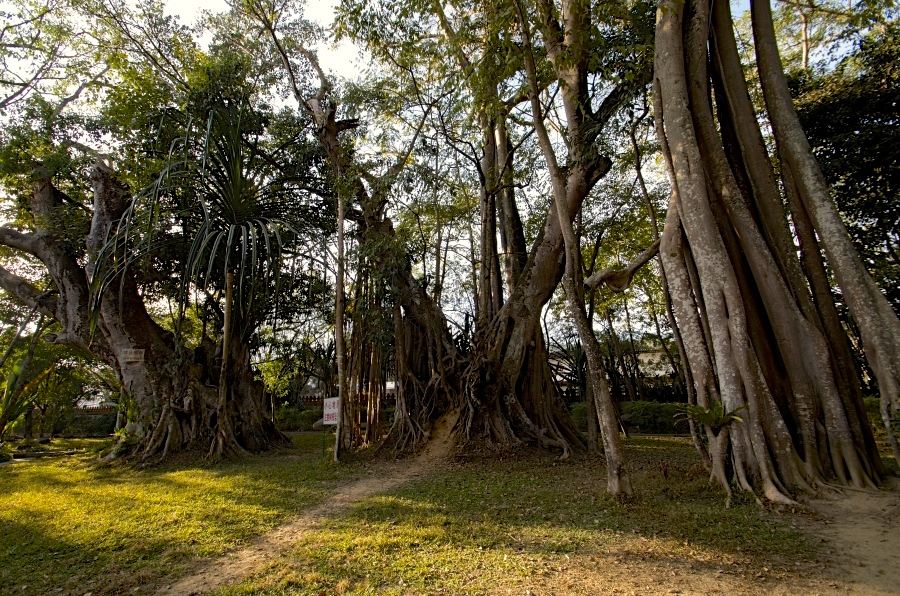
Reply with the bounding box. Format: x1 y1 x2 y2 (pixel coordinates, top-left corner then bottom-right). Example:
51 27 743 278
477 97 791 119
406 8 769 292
864 396 900 439
108 428 139 458
570 401 693 434
569 401 589 433
0 306 96 439
553 338 588 404
864 396 885 434
793 24 900 308
58 411 116 438
275 406 322 432
674 402 745 433
0 441 12 462
0 354 34 430
621 401 683 434
91 99 331 345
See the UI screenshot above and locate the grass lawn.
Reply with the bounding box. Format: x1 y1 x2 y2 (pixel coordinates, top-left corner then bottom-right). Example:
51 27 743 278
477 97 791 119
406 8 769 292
0 434 821 595
216 438 818 595
0 434 357 594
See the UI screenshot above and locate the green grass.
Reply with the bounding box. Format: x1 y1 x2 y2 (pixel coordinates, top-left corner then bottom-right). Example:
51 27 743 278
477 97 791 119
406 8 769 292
218 437 817 595
0 434 357 595
1 434 837 595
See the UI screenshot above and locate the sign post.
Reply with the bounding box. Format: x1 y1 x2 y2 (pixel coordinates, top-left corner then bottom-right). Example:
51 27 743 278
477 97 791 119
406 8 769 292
322 397 339 457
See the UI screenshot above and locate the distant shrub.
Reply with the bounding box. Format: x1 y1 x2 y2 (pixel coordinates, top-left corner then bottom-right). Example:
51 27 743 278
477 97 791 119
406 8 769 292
60 412 116 437
864 396 889 437
569 400 685 434
299 409 323 430
620 401 683 434
275 406 323 432
0 442 12 462
569 402 589 432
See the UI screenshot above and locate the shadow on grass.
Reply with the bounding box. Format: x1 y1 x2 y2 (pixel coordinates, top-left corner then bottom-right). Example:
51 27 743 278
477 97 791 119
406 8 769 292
0 441 361 596
219 437 815 595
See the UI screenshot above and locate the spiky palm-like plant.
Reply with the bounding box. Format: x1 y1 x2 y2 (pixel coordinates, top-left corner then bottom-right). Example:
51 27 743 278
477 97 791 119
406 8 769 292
92 102 321 458
674 402 745 433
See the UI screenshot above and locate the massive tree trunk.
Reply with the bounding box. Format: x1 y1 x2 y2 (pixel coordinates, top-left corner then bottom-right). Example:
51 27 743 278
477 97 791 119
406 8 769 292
429 2 586 456
749 0 900 464
501 0 634 493
653 0 884 502
0 163 284 460
253 1 643 477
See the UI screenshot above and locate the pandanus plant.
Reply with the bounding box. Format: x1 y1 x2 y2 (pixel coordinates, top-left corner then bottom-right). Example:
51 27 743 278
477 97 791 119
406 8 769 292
92 102 312 457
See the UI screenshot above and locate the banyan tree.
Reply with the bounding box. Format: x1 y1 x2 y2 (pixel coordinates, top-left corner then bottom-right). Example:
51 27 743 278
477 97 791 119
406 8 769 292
250 0 653 494
652 0 899 503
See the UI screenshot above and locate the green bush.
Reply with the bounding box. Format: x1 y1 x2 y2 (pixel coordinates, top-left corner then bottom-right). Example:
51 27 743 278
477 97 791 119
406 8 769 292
620 401 683 434
59 412 116 437
108 429 139 458
569 402 589 432
864 396 888 437
0 442 12 463
275 406 323 432
569 401 685 434
299 409 323 430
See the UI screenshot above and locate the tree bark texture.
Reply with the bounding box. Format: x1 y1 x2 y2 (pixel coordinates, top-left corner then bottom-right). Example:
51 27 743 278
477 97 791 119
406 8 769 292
653 0 885 502
749 0 900 464
511 0 633 493
0 164 284 460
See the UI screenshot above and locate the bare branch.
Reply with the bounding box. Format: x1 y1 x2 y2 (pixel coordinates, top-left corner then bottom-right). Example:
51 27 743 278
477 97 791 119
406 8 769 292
52 64 110 119
245 0 330 120
384 103 433 181
0 227 42 256
585 238 661 292
0 264 56 318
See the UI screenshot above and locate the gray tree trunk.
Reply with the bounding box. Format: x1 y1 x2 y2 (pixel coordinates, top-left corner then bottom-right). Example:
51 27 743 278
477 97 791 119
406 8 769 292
750 0 900 464
653 0 884 502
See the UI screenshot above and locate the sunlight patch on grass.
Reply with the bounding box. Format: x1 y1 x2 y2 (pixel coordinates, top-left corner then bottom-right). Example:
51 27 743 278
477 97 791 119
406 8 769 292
218 438 815 595
0 440 354 594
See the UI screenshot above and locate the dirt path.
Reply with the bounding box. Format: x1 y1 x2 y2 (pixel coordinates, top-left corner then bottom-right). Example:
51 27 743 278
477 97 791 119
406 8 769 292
156 420 899 596
156 412 458 596
799 476 900 595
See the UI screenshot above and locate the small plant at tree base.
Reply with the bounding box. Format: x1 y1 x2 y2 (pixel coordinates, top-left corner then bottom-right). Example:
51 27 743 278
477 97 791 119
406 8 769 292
674 402 747 508
674 402 746 433
106 428 138 460
0 442 12 462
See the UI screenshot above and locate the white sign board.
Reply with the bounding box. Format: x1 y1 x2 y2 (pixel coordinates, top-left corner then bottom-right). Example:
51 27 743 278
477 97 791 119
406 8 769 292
123 349 145 363
323 397 340 425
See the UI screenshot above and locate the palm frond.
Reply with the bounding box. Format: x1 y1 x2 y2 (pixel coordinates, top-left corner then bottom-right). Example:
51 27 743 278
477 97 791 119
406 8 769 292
90 101 319 339
674 402 746 432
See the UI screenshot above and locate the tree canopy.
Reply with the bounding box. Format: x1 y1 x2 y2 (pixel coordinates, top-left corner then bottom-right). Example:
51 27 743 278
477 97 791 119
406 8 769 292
0 0 896 503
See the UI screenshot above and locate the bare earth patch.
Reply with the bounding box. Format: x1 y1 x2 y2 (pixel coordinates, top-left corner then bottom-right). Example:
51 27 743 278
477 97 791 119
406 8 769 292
796 476 900 595
504 475 900 596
